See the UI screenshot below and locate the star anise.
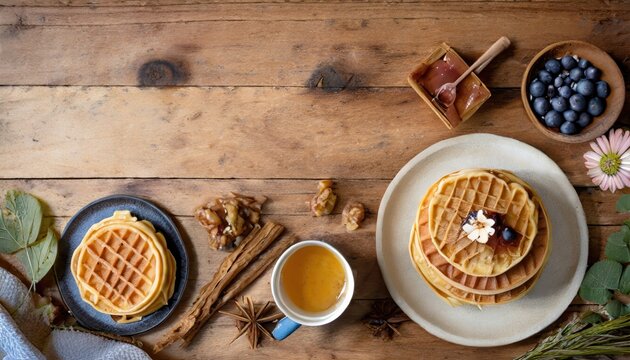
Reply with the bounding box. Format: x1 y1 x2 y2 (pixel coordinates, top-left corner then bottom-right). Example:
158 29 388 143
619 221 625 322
219 296 283 349
362 299 410 340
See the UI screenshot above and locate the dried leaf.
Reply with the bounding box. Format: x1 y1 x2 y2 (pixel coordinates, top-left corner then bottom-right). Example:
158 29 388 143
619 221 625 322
16 228 58 283
0 190 43 253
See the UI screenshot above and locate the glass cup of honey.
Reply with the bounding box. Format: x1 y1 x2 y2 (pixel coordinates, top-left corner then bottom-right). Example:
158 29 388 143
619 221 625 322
270 240 355 340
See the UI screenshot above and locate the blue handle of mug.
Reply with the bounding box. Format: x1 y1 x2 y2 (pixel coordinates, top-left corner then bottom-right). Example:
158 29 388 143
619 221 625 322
272 316 301 340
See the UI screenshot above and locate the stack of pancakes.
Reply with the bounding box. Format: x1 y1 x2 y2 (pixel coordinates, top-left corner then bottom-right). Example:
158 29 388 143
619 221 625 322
409 169 550 307
71 210 176 323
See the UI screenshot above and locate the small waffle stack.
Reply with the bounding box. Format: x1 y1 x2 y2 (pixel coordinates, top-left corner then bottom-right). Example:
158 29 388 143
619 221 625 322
71 210 176 323
409 169 551 306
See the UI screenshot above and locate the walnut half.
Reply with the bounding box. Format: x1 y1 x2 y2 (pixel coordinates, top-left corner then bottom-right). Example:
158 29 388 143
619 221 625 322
310 180 337 217
342 201 365 231
194 193 267 250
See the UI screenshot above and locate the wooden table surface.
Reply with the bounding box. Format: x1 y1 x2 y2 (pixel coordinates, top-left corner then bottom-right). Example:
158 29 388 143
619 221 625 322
1 1 629 359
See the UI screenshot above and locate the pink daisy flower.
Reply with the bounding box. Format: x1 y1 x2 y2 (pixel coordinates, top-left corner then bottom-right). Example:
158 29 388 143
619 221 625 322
583 128 630 193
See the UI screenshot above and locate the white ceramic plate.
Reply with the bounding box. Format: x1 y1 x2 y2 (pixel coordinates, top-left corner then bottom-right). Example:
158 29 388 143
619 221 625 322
376 133 588 347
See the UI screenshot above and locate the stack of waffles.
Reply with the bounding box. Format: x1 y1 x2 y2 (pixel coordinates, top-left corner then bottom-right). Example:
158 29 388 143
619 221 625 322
409 169 551 306
71 210 176 323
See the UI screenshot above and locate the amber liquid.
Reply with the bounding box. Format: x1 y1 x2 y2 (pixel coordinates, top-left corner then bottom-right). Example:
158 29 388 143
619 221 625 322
281 245 346 313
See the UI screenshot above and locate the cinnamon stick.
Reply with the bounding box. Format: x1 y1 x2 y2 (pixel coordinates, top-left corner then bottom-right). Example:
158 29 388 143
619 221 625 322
182 233 297 344
154 222 285 352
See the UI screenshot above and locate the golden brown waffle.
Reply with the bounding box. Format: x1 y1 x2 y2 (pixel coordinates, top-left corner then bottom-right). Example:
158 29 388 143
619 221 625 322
427 169 539 276
409 224 542 306
415 179 550 295
71 211 176 323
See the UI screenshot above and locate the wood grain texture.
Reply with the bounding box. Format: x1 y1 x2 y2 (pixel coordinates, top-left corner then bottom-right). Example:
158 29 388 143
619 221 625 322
0 210 613 358
1 86 619 182
2 1 628 359
0 179 628 225
0 2 628 87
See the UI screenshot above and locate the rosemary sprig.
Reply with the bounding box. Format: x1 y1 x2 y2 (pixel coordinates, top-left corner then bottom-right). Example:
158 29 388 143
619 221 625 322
516 312 630 360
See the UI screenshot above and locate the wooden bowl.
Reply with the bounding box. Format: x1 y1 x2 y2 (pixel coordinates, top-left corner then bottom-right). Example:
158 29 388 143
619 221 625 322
521 40 625 143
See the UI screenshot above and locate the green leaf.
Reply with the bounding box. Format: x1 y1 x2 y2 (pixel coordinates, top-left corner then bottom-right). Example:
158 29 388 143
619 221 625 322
605 231 630 263
621 265 630 294
606 299 624 319
580 312 603 324
616 194 630 212
16 228 57 283
579 260 623 304
0 190 42 253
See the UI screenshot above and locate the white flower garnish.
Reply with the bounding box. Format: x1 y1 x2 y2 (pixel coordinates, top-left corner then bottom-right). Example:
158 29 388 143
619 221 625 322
462 210 496 244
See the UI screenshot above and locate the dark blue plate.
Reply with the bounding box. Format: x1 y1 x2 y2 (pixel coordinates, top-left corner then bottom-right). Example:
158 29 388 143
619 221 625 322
55 195 189 336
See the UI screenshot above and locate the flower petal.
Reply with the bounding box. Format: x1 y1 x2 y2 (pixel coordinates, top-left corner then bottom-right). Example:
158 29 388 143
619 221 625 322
597 135 611 154
583 151 601 163
477 231 489 244
463 223 474 234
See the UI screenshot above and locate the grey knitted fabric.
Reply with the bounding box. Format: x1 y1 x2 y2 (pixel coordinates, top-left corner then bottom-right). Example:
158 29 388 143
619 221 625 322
0 267 151 360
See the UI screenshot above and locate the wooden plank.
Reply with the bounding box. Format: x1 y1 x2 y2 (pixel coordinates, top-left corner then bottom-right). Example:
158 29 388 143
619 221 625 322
0 212 612 359
0 3 627 87
143 298 538 360
2 0 622 7
0 179 628 225
0 86 605 183
0 212 615 300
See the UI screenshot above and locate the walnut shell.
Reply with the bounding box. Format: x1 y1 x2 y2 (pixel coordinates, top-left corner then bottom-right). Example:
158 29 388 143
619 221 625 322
342 201 365 231
310 180 337 216
194 194 266 250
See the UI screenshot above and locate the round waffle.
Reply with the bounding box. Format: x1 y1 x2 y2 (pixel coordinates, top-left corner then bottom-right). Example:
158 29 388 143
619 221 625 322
409 224 542 306
416 176 550 295
71 211 176 323
427 169 539 276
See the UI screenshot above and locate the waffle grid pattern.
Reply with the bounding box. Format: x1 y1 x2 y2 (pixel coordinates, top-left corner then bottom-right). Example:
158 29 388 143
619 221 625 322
418 194 549 294
79 227 156 310
428 172 536 276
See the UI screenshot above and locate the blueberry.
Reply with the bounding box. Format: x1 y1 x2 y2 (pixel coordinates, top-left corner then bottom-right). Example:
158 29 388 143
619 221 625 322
585 66 601 80
596 81 610 98
577 112 592 128
564 76 573 85
588 97 606 116
529 80 546 97
533 97 551 116
545 59 562 74
575 79 595 97
502 227 518 242
544 110 563 127
558 85 573 98
569 68 584 81
550 97 568 112
563 109 578 122
539 70 554 84
569 94 587 112
578 58 590 69
560 121 579 135
561 55 578 70
547 85 556 98
553 76 564 88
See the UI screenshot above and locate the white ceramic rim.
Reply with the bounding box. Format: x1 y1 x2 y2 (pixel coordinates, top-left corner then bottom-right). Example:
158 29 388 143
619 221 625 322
271 240 355 326
375 133 589 347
